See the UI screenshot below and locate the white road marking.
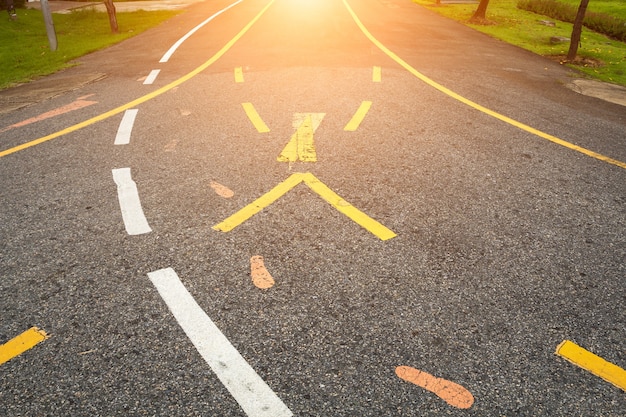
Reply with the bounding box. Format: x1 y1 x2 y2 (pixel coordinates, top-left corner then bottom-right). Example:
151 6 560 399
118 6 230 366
143 69 161 85
159 0 245 63
147 268 293 417
112 168 152 235
114 109 139 145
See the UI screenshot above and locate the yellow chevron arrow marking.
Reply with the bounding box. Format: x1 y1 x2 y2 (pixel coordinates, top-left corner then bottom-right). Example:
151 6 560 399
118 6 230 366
212 172 395 240
556 340 626 391
0 327 48 366
277 114 324 163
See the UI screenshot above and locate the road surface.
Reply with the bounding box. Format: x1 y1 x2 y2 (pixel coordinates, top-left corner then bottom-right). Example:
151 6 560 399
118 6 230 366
1 0 625 415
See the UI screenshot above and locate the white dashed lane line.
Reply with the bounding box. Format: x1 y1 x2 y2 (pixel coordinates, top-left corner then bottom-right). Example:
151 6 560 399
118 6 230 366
112 168 152 235
148 267 294 417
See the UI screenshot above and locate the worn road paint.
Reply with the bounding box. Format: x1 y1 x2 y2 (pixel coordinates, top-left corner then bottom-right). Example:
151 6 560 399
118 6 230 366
556 340 626 391
112 168 152 235
242 102 270 133
160 0 244 63
344 101 372 131
0 95 97 133
114 109 139 145
0 327 47 366
0 0 276 159
277 113 325 163
143 69 161 85
210 181 235 198
250 256 275 289
373 66 382 82
235 67 244 83
343 0 626 170
396 366 474 409
212 172 396 240
148 268 293 417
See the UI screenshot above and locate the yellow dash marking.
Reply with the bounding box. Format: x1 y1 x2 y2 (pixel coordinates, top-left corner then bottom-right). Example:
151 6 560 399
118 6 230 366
342 0 626 170
0 327 48 366
373 66 382 82
213 173 305 232
250 255 275 289
0 0 277 159
234 67 244 83
396 366 474 409
212 172 396 240
556 340 626 391
242 102 270 133
210 181 234 198
277 114 317 163
344 101 372 131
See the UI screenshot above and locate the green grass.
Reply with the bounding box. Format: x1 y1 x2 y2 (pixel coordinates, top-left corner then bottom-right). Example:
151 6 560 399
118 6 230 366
414 0 626 86
0 8 180 89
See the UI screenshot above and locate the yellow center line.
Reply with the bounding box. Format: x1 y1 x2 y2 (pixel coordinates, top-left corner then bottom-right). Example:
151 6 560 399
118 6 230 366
344 101 372 131
0 327 48 366
556 340 626 391
342 0 626 170
0 0 277 159
234 66 244 83
373 66 382 82
242 102 271 133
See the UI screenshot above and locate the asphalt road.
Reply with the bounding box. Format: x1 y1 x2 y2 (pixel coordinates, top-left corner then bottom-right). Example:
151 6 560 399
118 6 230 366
1 0 625 415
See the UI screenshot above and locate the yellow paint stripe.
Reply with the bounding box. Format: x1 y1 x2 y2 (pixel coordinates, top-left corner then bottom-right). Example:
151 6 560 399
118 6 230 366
556 340 626 391
212 172 396 240
234 66 244 83
212 172 305 232
242 102 270 133
302 173 396 240
0 0 277 159
342 0 626 170
0 327 47 366
373 66 382 82
344 101 372 131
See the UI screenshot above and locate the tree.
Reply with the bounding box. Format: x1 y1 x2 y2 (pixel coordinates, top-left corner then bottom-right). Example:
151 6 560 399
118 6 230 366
103 0 119 34
469 0 490 24
567 0 590 61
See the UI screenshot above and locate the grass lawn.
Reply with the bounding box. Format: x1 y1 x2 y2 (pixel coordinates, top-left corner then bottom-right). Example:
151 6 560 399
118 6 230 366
413 0 626 86
0 8 180 89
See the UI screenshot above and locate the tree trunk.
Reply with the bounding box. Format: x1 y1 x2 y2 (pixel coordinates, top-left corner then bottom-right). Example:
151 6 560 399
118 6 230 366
103 0 119 34
567 0 589 61
470 0 490 23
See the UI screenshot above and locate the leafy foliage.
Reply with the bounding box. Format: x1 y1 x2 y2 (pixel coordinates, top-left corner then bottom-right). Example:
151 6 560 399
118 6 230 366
517 0 626 41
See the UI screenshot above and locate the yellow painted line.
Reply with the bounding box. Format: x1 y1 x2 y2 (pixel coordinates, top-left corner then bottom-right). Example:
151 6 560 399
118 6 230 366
342 0 626 170
0 0 277 159
0 327 48 366
556 340 626 391
373 66 382 82
213 172 396 240
344 101 372 131
242 102 270 133
301 172 396 240
212 172 304 232
277 114 317 162
234 66 244 83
